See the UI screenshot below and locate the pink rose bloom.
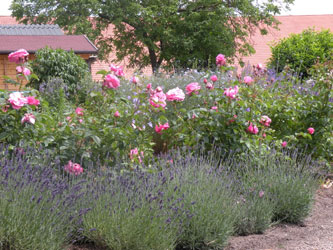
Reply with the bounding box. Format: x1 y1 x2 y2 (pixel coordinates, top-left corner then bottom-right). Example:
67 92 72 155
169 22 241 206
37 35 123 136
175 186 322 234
186 82 201 95
8 92 28 109
131 76 139 84
155 122 170 134
110 64 124 77
79 119 83 123
26 96 40 106
75 107 84 116
103 74 120 89
146 83 152 90
216 54 226 66
282 141 287 148
64 161 83 176
243 76 254 85
150 88 167 108
211 106 218 111
16 66 31 76
307 127 315 135
8 49 29 63
259 190 265 198
256 63 263 70
203 78 208 84
247 122 259 134
210 75 218 82
260 115 272 127
130 148 139 159
66 116 72 121
206 82 214 90
21 113 35 125
114 110 120 117
166 87 185 101
263 133 266 138
224 85 239 99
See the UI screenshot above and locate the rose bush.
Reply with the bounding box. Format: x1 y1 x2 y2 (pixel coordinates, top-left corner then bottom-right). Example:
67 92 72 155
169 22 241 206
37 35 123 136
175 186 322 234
0 51 331 171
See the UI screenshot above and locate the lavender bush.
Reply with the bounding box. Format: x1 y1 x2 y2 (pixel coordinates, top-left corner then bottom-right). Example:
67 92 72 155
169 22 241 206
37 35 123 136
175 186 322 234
0 146 87 250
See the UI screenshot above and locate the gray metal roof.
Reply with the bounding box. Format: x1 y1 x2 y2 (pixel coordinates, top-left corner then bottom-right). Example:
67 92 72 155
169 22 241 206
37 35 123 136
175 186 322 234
0 24 64 35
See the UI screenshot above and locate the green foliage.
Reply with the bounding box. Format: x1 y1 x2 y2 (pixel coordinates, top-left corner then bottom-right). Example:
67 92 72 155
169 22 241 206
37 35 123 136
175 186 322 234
268 28 333 77
11 0 295 72
233 149 318 232
28 47 90 95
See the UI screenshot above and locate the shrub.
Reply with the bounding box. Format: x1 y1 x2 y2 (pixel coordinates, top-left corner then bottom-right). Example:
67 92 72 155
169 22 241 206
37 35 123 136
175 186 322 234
29 47 90 96
0 146 86 250
82 149 238 250
232 149 319 226
268 28 333 77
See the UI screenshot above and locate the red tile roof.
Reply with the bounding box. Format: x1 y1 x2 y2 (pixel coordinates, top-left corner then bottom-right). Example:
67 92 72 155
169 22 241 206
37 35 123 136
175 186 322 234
0 35 97 54
242 15 333 67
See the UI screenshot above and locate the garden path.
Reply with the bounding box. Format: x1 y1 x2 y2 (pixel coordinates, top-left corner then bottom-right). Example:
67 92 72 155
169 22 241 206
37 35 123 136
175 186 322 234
226 182 333 250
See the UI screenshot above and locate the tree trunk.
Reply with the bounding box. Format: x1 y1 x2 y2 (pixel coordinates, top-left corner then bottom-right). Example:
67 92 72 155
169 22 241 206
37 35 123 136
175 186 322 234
148 47 160 73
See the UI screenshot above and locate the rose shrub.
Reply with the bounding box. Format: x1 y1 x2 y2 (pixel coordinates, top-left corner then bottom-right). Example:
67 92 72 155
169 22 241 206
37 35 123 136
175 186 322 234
0 51 331 170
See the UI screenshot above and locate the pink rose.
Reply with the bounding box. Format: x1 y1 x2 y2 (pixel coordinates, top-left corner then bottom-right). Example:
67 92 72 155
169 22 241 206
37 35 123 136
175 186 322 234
150 87 167 108
155 122 170 134
21 113 35 125
8 92 28 110
259 190 265 198
146 83 152 90
307 127 315 135
244 76 254 85
166 87 185 101
256 63 263 70
247 122 259 134
79 119 83 124
206 82 214 90
8 49 29 64
203 78 208 84
224 85 239 99
260 115 272 127
26 96 40 106
75 107 84 116
216 54 226 66
185 82 201 95
211 106 218 111
16 66 31 76
281 141 287 148
64 161 83 176
110 64 124 77
131 76 139 84
210 75 218 82
114 110 120 117
103 74 120 89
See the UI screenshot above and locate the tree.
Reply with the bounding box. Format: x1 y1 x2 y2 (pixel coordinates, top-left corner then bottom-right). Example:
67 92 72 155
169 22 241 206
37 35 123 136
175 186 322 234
11 0 294 72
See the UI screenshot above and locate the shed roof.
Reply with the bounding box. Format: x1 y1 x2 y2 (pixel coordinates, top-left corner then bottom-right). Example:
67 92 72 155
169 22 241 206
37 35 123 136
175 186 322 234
0 35 98 54
0 24 64 35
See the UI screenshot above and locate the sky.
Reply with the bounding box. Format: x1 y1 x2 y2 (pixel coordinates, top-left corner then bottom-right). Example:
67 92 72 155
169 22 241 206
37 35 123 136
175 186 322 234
0 0 332 16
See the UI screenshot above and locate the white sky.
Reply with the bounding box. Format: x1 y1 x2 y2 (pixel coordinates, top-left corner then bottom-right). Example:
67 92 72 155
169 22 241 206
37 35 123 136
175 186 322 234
0 0 332 16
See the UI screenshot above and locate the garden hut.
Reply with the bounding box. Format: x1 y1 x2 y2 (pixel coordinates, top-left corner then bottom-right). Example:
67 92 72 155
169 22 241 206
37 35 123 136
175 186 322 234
0 24 98 90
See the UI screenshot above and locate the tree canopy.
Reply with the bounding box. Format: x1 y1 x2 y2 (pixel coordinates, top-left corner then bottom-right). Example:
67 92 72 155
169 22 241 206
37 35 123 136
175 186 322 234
11 0 294 72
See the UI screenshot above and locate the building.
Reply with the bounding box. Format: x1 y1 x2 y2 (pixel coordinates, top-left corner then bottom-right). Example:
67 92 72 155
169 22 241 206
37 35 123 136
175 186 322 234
0 22 98 90
241 14 333 67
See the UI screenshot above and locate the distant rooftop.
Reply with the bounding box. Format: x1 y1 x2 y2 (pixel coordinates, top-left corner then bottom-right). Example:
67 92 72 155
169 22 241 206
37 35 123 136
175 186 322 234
0 35 98 54
0 24 64 35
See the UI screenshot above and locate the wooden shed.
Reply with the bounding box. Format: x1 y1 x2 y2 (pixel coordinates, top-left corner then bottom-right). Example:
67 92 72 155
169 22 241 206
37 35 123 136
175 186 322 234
0 24 98 90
